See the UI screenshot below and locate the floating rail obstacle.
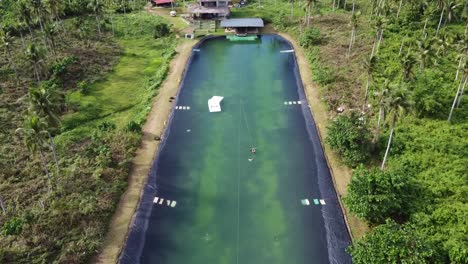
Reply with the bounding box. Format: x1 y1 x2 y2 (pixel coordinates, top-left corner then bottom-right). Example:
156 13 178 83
280 49 295 53
153 197 177 208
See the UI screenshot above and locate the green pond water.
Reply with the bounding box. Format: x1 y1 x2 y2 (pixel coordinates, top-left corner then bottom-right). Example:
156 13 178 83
121 35 350 264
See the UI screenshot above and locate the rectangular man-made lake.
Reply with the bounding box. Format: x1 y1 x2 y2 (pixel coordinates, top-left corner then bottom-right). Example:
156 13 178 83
120 35 351 264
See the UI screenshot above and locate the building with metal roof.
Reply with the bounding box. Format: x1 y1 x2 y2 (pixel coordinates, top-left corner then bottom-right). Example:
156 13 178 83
220 18 264 35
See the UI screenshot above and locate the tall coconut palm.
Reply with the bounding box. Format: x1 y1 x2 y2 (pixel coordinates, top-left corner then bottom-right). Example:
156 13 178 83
289 0 295 21
456 66 467 107
30 0 48 34
362 56 378 109
372 79 390 145
448 71 466 121
433 33 452 65
25 44 45 82
396 0 403 18
416 37 435 70
455 34 467 80
88 0 106 37
44 22 59 57
347 6 360 57
0 30 19 78
30 0 51 52
28 83 61 171
371 16 386 58
400 51 417 81
44 0 65 22
18 0 35 37
444 0 461 23
303 0 319 27
16 115 53 192
28 83 61 126
381 85 411 170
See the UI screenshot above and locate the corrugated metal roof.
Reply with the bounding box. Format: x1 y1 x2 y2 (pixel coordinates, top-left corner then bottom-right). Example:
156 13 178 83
220 18 264 28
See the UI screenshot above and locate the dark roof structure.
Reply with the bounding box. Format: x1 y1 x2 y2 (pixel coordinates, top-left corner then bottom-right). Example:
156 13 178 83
220 18 264 28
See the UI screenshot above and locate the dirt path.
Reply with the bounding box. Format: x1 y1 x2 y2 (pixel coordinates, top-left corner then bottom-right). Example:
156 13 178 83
278 32 368 240
94 39 196 264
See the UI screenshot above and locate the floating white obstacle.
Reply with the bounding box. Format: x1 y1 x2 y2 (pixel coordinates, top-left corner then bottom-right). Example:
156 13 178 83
193 48 200 52
153 197 177 208
284 101 302 105
208 96 224 112
313 199 319 205
320 199 326 205
301 199 310 206
280 49 295 53
176 105 190 110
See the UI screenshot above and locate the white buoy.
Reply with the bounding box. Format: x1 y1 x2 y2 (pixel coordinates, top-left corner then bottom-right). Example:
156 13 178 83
298 101 302 104
153 197 159 204
320 199 326 205
171 201 177 207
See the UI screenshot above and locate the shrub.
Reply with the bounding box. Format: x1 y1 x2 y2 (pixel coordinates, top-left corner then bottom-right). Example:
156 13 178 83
78 81 90 95
326 112 371 166
1 217 24 236
49 56 78 78
348 219 440 264
126 121 141 133
300 28 322 48
153 22 170 39
98 121 116 132
344 166 414 225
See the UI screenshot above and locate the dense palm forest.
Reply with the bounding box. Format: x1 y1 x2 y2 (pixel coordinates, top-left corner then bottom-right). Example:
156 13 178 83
1 0 467 263
0 0 174 262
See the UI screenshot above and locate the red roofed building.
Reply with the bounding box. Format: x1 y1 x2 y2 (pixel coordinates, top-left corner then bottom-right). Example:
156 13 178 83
151 0 175 7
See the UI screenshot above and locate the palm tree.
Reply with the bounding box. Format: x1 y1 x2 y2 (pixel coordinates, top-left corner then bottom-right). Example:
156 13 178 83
400 51 416 81
372 79 390 145
444 0 461 23
455 34 467 81
289 0 295 21
371 16 386 58
416 37 434 70
436 6 445 36
381 85 411 170
28 83 61 126
44 0 65 22
362 56 377 109
0 30 19 78
16 115 53 192
396 0 403 18
18 0 35 37
347 5 360 57
25 44 45 82
448 62 468 120
303 0 319 27
30 0 51 52
456 66 467 107
88 0 106 37
44 22 59 57
30 0 48 34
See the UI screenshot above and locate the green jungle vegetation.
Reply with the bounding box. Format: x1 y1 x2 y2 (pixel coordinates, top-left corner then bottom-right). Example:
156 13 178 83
0 0 466 263
0 0 175 262
233 0 467 263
